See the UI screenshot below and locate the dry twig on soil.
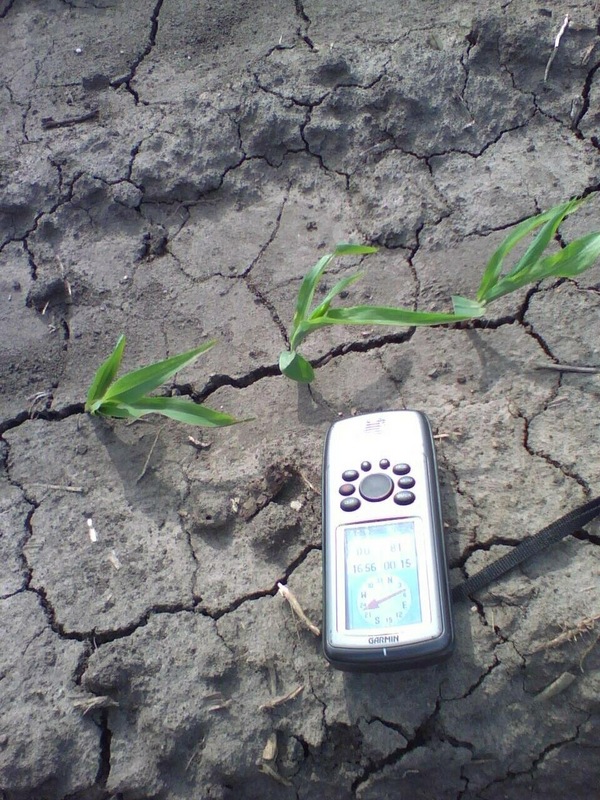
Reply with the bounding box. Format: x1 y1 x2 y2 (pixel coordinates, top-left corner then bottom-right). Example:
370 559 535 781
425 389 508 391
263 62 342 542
72 695 119 715
137 426 164 482
544 14 569 82
532 614 600 652
277 582 321 636
531 361 599 374
259 685 304 711
534 672 577 702
27 482 84 493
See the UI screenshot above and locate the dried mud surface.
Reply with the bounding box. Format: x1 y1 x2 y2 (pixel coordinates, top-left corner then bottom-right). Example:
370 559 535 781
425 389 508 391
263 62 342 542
1 2 600 799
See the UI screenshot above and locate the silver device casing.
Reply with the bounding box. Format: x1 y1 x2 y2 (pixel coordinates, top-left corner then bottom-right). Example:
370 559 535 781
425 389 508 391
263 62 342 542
322 410 454 671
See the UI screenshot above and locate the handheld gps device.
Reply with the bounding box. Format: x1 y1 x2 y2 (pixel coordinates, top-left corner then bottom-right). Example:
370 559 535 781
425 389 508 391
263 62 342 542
322 410 454 671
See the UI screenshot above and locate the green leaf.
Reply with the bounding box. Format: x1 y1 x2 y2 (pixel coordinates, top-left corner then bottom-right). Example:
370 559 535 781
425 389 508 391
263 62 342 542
103 340 216 405
320 305 474 326
480 231 600 303
451 295 486 317
549 232 600 277
503 199 582 281
100 396 243 426
308 272 364 321
94 400 138 419
288 319 326 349
85 335 126 411
279 350 315 383
290 244 377 338
476 200 582 303
332 244 379 257
512 231 600 285
291 253 336 335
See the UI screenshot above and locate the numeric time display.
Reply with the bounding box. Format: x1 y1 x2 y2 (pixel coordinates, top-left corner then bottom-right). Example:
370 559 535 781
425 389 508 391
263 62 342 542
344 520 423 630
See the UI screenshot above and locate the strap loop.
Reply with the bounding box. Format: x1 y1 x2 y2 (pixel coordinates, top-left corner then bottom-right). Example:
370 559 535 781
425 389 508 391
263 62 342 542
452 495 600 602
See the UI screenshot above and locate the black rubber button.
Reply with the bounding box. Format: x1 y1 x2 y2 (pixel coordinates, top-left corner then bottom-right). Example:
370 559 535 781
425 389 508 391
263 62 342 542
341 497 361 512
393 463 411 475
361 461 372 472
342 469 359 482
394 490 415 506
397 476 415 489
359 473 394 502
379 459 390 469
339 483 355 496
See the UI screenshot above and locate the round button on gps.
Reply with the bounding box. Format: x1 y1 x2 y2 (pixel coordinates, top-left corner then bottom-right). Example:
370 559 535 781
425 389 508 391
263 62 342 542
393 463 411 475
342 469 359 482
359 473 394 502
341 497 361 512
394 490 415 505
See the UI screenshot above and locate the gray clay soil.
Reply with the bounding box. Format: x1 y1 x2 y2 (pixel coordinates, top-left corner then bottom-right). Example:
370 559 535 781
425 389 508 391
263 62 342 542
1 1 600 799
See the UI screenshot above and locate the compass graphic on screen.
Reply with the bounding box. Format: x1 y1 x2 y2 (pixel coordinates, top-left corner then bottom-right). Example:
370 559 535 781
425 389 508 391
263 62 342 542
357 575 412 626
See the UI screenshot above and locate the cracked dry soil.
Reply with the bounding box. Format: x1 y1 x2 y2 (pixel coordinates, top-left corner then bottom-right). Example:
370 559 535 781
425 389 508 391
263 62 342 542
1 1 600 799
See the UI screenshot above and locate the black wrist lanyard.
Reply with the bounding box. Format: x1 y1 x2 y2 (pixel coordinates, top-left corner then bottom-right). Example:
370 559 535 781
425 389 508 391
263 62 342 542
452 495 600 602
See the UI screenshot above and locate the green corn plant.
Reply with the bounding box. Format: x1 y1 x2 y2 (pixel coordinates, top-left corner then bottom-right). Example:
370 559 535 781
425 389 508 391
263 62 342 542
279 243 472 383
281 199 600 383
85 335 243 427
452 197 600 316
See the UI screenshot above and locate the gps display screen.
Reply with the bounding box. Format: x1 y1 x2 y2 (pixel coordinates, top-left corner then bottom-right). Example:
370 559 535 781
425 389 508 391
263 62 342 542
344 520 422 631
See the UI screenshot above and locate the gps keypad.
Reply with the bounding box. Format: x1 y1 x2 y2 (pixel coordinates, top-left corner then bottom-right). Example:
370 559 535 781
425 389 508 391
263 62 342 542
339 458 415 511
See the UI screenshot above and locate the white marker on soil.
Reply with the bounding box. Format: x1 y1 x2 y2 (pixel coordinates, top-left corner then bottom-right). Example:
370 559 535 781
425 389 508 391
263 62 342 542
86 518 98 542
544 14 569 82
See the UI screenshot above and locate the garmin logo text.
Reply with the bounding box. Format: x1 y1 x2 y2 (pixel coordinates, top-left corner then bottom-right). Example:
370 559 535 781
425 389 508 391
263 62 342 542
368 635 400 645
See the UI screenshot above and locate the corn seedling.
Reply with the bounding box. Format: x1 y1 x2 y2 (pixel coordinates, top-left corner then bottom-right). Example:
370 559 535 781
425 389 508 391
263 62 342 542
85 335 243 427
280 199 600 382
452 197 600 315
279 244 471 382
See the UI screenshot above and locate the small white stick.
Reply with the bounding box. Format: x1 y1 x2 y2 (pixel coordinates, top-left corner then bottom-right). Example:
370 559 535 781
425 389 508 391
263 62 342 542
534 672 576 701
87 518 98 542
28 482 84 493
73 695 119 715
259 685 304 711
136 427 162 482
187 435 211 450
277 582 320 636
544 14 569 82
532 361 599 374
553 14 570 48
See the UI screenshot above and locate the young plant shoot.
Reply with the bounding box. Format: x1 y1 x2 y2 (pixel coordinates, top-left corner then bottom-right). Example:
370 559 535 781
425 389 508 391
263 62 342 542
281 199 600 383
85 336 243 427
279 244 471 383
452 197 600 315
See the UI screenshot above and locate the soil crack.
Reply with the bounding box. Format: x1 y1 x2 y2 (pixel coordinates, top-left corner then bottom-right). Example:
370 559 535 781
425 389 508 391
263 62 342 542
479 716 589 796
351 697 445 794
94 708 112 790
0 0 15 18
110 0 165 104
205 543 321 621
569 58 600 133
